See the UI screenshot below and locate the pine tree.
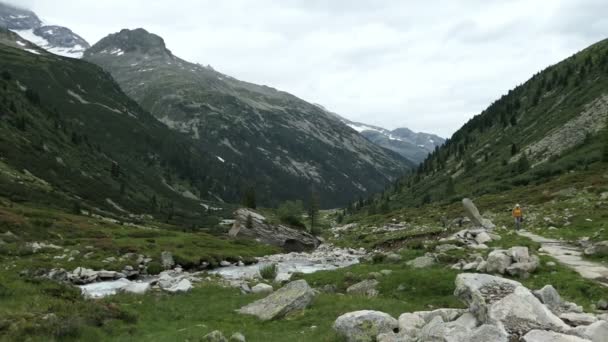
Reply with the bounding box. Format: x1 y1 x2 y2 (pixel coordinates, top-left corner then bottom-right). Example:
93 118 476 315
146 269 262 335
511 143 518 156
246 214 253 229
445 177 455 196
517 154 530 173
308 188 320 232
242 186 257 209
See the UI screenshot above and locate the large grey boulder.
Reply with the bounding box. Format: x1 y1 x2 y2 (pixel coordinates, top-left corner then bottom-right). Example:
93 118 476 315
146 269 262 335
333 310 398 342
533 285 562 313
229 209 320 252
508 246 531 263
462 198 484 227
583 241 608 256
237 280 315 321
570 320 608 342
521 329 591 342
346 279 379 297
454 273 523 324
488 286 569 336
485 250 512 274
406 256 435 268
398 313 426 338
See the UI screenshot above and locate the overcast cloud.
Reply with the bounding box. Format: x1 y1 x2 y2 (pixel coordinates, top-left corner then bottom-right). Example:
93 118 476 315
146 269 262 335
9 0 608 137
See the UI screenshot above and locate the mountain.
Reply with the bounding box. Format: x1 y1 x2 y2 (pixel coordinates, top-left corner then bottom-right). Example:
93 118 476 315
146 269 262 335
0 27 240 225
357 37 608 210
322 110 444 164
83 28 413 207
0 2 89 58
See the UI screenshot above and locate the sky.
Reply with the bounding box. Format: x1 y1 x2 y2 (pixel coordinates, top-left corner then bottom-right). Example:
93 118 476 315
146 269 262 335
8 0 608 137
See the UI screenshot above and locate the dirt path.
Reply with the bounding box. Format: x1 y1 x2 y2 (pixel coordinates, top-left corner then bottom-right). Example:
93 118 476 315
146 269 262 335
518 230 608 287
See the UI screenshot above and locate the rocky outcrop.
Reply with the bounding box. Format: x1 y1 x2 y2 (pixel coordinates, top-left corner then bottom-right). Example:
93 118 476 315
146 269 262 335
462 198 495 229
453 246 540 278
332 273 602 341
237 280 315 320
229 209 320 252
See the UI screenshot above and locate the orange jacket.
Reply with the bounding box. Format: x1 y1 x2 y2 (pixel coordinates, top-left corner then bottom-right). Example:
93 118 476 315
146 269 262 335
512 207 523 218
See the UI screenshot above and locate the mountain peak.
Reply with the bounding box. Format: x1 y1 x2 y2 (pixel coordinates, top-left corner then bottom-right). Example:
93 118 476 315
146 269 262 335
0 2 41 30
86 28 172 58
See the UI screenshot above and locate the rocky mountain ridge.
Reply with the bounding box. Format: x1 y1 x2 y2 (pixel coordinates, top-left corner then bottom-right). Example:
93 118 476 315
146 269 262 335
83 28 413 207
0 2 89 58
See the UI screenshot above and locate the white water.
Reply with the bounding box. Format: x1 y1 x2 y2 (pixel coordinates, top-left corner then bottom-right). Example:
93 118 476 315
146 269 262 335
210 244 366 280
79 245 366 298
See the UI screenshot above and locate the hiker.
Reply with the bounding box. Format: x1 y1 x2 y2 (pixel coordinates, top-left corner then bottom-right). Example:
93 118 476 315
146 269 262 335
512 204 523 230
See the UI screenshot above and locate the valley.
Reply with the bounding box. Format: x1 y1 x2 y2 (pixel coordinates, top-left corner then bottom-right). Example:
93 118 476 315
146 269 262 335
1 1 608 342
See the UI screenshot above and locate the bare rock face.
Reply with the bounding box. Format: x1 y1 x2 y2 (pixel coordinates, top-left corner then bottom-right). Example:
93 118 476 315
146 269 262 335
229 209 320 251
237 280 315 321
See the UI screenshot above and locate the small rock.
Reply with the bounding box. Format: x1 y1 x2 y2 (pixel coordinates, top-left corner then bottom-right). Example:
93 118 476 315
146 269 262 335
406 256 435 268
379 269 393 276
386 253 402 263
229 332 246 342
346 279 379 297
597 299 608 310
559 312 598 326
202 330 227 342
251 283 273 295
220 261 232 267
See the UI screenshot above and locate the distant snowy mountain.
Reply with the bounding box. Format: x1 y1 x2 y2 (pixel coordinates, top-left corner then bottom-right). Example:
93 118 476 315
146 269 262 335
0 2 89 58
316 106 444 164
344 120 444 164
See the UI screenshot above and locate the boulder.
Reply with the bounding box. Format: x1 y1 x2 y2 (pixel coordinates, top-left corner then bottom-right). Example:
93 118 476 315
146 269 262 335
506 256 540 278
462 198 485 228
229 332 246 342
406 256 435 268
454 273 523 323
161 251 175 270
508 246 531 263
533 285 562 313
386 253 402 263
398 313 426 338
475 232 492 245
417 316 470 342
488 286 569 336
237 280 315 320
583 241 608 256
229 209 320 252
202 330 228 342
485 250 512 274
465 324 508 342
333 310 398 342
164 279 193 293
578 320 608 342
346 279 379 297
559 312 598 327
521 329 590 342
251 283 273 295
417 308 467 323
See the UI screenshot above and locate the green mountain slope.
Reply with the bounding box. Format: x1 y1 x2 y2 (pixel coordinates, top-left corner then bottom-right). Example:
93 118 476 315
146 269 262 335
0 28 238 223
351 38 608 212
83 28 413 208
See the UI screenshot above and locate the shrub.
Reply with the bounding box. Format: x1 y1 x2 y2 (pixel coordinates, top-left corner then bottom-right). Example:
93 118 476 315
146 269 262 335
259 263 278 281
277 200 306 229
371 253 386 264
146 262 163 275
